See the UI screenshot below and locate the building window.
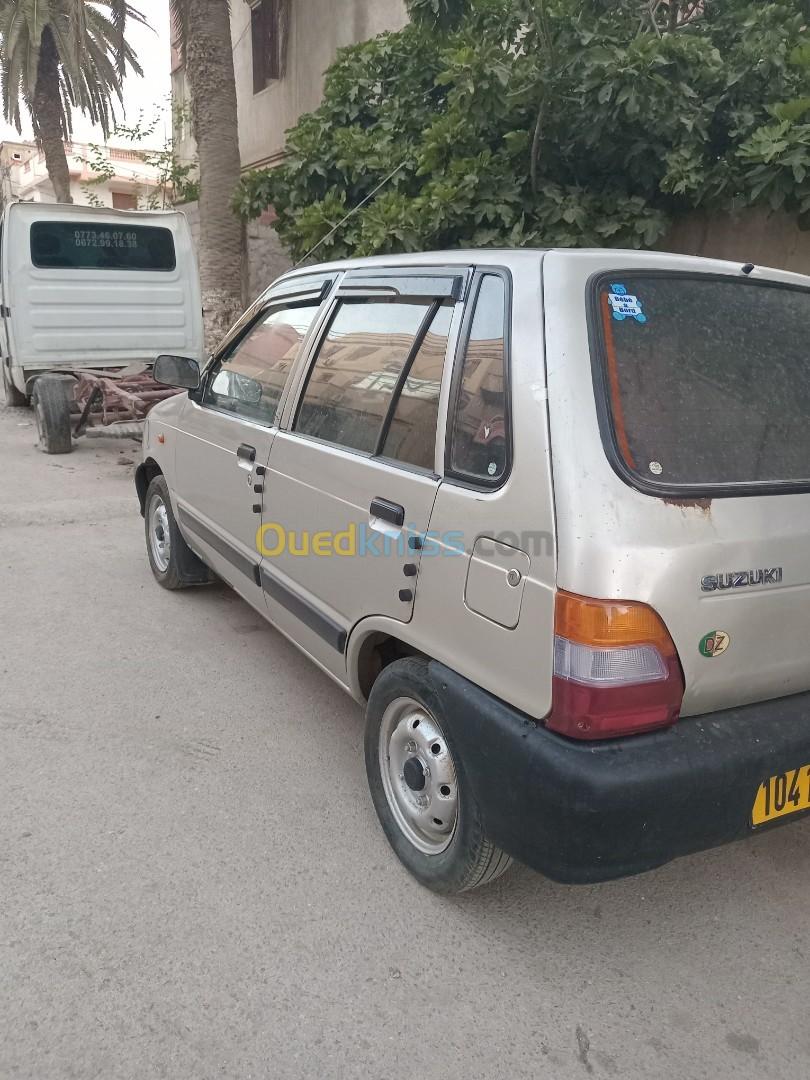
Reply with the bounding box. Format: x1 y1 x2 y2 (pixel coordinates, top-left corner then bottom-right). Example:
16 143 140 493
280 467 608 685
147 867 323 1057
252 0 281 94
112 192 138 211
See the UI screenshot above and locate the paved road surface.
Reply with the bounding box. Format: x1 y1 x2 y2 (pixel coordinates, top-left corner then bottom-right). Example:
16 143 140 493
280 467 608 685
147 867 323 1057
1 401 808 1080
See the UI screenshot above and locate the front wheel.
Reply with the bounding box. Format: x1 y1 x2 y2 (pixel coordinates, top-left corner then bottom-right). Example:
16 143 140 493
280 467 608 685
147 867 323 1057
365 656 512 894
32 375 73 453
144 475 211 590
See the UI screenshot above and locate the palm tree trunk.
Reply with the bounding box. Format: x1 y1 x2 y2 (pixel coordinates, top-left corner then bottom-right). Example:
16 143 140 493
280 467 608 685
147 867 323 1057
184 0 245 348
32 28 73 204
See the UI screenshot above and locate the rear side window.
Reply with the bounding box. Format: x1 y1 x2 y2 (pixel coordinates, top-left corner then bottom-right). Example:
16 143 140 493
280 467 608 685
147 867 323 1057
593 274 810 491
30 221 176 271
295 297 447 461
448 274 509 484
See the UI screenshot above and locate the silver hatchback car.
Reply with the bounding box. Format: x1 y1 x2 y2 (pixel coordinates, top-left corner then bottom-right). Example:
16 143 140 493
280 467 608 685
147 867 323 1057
136 249 810 892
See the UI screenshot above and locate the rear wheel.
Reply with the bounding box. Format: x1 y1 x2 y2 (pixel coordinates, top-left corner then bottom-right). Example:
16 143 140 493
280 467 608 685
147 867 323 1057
32 375 73 454
145 474 210 590
2 366 28 407
365 656 513 893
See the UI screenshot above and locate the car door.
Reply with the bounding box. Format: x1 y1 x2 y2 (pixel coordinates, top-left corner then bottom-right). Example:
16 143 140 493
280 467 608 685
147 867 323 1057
259 268 469 677
173 280 331 607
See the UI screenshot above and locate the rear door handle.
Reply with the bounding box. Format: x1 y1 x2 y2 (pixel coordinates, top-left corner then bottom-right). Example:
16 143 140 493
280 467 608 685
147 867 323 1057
237 443 256 470
370 497 405 527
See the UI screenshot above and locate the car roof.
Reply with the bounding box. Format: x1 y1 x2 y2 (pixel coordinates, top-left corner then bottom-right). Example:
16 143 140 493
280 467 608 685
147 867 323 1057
5 200 184 221
274 247 810 292
277 248 546 280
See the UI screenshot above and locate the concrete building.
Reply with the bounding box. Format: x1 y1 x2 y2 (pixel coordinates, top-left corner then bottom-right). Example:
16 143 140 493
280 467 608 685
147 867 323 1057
0 140 165 209
171 0 407 293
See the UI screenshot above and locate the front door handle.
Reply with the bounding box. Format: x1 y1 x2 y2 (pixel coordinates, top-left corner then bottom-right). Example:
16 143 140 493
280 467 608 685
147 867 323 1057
370 497 405 527
236 443 256 470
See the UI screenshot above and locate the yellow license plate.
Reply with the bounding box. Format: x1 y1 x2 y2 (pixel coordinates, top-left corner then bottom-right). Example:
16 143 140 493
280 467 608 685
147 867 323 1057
752 765 810 826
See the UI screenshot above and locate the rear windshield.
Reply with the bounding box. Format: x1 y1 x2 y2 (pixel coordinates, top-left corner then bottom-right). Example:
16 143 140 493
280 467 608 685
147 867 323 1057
30 221 176 271
592 273 810 491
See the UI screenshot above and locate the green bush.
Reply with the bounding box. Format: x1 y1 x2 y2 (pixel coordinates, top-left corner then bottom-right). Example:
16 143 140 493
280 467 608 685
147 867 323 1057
234 0 810 261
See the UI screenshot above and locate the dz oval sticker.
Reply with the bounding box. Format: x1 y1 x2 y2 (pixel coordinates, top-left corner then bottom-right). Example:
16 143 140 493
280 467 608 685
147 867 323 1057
699 630 730 658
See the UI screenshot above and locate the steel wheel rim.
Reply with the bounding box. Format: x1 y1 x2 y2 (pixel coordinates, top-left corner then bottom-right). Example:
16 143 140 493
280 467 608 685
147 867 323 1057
148 495 171 573
379 696 459 856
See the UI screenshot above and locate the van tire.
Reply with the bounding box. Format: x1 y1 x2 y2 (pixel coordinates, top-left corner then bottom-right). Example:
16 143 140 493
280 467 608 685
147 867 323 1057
144 475 211 590
2 367 28 407
32 375 73 454
365 656 513 894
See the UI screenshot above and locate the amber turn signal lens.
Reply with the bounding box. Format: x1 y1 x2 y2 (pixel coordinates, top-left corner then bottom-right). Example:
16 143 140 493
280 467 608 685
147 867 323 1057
554 590 676 655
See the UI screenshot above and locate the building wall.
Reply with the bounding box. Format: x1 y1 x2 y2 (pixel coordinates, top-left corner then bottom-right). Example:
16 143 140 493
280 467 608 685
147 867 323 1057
234 0 407 170
172 0 407 173
3 141 164 208
662 208 810 277
181 199 292 302
171 1 408 296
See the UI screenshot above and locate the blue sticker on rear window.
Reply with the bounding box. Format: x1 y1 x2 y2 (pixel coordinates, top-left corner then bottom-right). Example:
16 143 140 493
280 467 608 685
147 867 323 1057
608 284 647 323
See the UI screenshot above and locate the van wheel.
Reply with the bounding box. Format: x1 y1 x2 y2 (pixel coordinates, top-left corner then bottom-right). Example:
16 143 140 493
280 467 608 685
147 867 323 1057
2 367 28 407
32 375 73 454
145 475 210 590
365 656 512 894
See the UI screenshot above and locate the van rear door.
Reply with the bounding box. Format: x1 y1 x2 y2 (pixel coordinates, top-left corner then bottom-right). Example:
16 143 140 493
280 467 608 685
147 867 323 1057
545 251 810 718
4 203 203 376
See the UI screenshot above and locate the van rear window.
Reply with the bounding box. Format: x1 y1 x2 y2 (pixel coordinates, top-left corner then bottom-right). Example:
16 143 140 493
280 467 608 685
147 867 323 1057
592 273 810 492
30 221 176 271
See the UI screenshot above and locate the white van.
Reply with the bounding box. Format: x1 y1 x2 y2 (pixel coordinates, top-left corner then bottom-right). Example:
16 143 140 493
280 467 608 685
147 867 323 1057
1 202 202 450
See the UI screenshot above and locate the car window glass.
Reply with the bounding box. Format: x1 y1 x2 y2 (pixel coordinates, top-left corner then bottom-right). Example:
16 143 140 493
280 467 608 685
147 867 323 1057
30 221 176 271
381 303 453 471
294 298 433 453
205 302 321 424
594 275 810 487
450 275 508 483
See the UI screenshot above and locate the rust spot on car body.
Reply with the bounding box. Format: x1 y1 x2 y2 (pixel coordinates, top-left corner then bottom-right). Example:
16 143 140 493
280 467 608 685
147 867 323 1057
663 496 712 512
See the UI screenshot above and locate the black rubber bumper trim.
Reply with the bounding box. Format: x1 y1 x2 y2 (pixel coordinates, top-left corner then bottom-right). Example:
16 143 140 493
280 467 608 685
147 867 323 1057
429 660 810 884
178 508 260 586
260 566 347 653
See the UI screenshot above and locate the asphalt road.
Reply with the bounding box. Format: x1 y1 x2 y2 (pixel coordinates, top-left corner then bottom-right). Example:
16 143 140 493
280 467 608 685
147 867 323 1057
1 400 809 1080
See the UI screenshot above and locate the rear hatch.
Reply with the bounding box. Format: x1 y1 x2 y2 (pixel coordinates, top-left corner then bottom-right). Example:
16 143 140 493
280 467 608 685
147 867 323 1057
544 250 810 718
4 203 203 374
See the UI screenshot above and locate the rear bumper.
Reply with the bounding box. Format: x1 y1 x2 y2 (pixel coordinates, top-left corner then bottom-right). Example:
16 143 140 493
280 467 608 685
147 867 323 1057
431 661 810 884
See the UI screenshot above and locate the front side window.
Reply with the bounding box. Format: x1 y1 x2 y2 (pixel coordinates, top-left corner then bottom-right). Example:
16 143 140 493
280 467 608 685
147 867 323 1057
30 221 175 271
205 301 321 425
295 297 442 456
592 274 810 490
380 304 453 471
449 274 509 484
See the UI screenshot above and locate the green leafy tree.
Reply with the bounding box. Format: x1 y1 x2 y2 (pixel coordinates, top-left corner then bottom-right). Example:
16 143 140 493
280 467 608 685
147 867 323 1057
405 0 469 29
236 0 810 261
0 0 145 202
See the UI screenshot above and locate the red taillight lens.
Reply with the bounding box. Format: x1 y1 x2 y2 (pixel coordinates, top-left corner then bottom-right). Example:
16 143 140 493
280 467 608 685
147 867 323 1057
547 591 684 740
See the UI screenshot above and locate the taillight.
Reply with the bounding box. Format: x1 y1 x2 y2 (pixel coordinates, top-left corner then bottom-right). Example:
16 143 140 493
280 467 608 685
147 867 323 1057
547 591 684 740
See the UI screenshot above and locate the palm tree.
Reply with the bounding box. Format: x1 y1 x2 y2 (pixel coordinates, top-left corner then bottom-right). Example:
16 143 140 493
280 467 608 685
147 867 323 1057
170 0 244 347
0 0 145 203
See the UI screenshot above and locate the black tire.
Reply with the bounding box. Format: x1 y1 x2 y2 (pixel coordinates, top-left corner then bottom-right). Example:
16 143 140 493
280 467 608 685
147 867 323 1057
144 474 211 590
32 375 72 454
2 366 28 407
365 656 513 894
